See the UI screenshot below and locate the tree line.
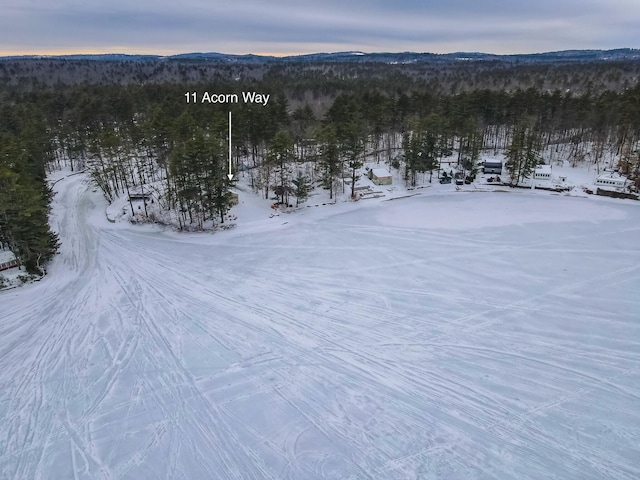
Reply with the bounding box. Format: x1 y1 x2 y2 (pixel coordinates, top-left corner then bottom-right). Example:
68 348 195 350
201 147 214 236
3 56 640 98
0 103 58 274
1 76 639 271
50 81 639 197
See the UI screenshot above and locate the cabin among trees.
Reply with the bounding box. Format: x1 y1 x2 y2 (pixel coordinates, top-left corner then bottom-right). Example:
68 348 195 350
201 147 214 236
534 165 552 181
483 160 503 174
128 193 151 202
0 250 18 272
595 172 630 191
369 168 392 185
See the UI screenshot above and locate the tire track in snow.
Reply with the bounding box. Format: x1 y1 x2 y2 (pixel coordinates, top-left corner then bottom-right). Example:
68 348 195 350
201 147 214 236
3 176 639 479
1 176 122 480
94 240 280 479
102 218 640 479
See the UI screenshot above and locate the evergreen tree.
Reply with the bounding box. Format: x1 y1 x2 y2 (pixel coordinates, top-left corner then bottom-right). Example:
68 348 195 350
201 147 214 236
267 130 295 205
0 129 58 273
506 120 543 186
292 173 311 206
318 124 341 199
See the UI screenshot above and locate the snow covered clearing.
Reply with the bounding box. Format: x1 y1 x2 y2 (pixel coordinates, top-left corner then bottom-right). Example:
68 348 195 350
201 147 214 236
1 173 639 479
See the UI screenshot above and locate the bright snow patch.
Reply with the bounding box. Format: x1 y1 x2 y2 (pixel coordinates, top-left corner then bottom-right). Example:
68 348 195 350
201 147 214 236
371 168 391 177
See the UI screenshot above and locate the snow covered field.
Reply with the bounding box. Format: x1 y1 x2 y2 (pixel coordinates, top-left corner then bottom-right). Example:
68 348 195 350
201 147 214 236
1 173 639 479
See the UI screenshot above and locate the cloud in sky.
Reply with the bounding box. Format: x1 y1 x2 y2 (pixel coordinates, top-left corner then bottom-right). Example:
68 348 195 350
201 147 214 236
1 0 639 55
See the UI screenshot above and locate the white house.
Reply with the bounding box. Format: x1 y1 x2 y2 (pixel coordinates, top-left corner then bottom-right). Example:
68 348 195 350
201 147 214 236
594 172 629 191
518 164 552 187
534 164 552 180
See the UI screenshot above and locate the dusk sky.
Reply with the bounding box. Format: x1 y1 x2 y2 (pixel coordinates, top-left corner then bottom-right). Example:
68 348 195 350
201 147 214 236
2 0 639 56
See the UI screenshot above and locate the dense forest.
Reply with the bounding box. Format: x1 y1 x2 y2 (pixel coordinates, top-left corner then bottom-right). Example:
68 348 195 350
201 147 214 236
0 103 58 274
2 52 640 97
1 55 639 273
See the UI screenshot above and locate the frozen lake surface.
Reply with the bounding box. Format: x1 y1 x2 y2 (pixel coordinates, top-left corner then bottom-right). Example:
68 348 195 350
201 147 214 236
1 175 639 479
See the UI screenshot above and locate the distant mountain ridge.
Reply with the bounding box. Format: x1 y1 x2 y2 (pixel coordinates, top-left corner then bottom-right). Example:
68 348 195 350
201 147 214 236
3 48 639 93
2 48 639 64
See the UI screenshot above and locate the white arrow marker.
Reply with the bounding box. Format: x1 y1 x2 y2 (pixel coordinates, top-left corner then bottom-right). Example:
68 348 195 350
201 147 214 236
227 111 234 180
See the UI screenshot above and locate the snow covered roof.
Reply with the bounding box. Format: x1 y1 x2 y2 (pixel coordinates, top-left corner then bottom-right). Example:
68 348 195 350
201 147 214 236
596 171 628 182
0 250 16 263
371 168 391 178
535 165 552 173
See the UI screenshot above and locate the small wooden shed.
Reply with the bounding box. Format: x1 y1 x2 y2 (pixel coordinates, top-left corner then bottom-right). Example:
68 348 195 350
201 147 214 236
369 168 392 185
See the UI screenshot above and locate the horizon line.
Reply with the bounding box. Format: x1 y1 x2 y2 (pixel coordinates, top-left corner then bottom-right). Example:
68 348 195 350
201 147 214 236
1 47 639 59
